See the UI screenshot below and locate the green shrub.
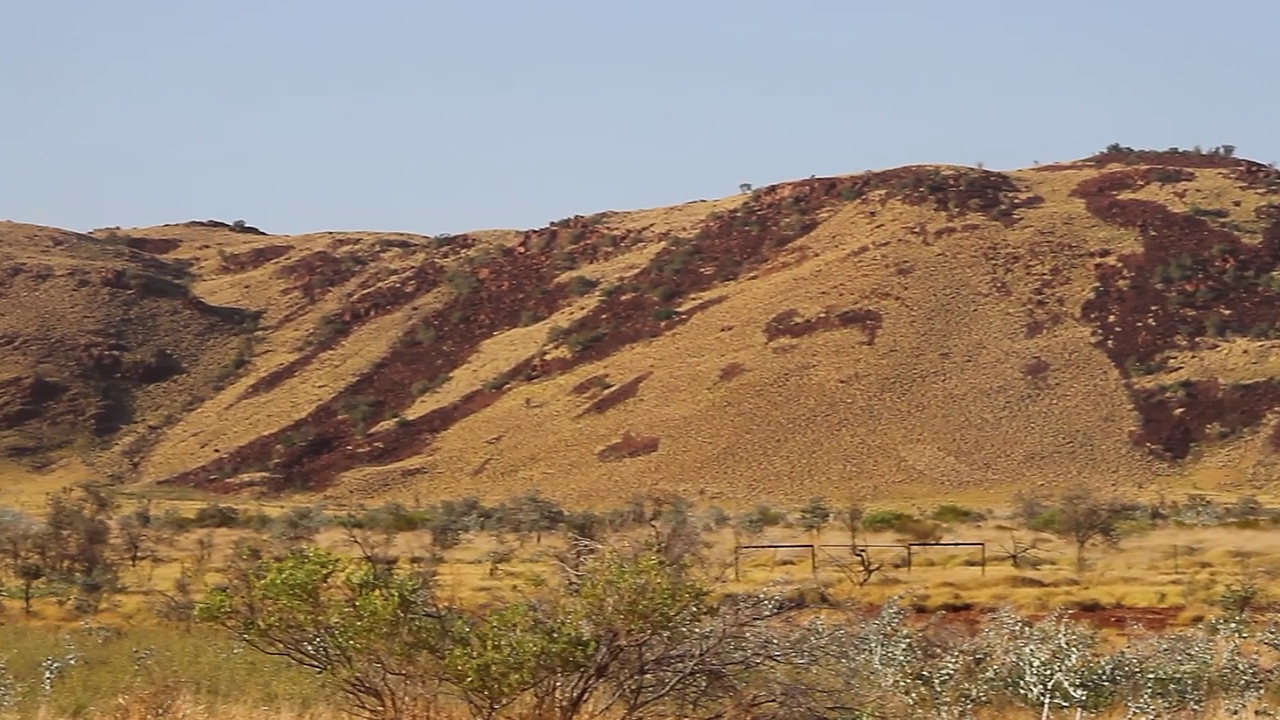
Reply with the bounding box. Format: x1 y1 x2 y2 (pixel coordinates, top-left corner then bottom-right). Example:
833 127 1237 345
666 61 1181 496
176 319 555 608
445 267 479 295
482 374 511 392
1027 508 1063 534
545 324 569 344
192 503 241 529
566 328 606 352
931 504 984 525
861 509 915 533
411 374 451 396
565 275 600 296
517 309 544 327
737 504 787 535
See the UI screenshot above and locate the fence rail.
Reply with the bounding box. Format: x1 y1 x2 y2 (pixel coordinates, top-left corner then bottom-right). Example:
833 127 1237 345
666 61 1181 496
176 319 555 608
733 540 986 580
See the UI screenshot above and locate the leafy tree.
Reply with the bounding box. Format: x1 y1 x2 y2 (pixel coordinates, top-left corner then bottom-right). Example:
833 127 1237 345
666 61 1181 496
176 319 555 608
197 542 794 720
503 490 565 544
796 496 832 537
197 546 451 719
272 505 326 546
116 511 152 568
837 502 864 546
38 484 121 611
16 561 44 614
1054 489 1128 571
736 504 785 537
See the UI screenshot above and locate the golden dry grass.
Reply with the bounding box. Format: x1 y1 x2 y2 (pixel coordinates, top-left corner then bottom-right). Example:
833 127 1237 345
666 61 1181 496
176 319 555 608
347 168 1163 507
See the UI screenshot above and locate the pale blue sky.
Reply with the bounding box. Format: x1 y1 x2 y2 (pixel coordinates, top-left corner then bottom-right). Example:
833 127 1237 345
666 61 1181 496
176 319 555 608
2 1 1276 236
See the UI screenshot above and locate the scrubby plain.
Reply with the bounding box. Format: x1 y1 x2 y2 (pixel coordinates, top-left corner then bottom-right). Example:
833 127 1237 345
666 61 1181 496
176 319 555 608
6 145 1280 717
5 482 1280 718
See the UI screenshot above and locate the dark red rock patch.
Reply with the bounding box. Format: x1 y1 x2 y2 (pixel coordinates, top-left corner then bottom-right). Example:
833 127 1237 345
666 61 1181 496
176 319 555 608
597 431 660 462
570 374 613 396
1132 380 1280 459
1074 165 1280 459
1022 357 1051 390
1043 147 1280 193
718 362 747 383
763 307 883 346
578 371 651 417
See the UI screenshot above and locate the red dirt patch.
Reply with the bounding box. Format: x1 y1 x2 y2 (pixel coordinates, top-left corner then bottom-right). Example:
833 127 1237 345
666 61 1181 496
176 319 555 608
182 219 268 235
577 371 651 417
1021 357 1051 390
1049 148 1280 193
763 307 884 345
597 431 660 462
718 362 747 383
570 374 613 396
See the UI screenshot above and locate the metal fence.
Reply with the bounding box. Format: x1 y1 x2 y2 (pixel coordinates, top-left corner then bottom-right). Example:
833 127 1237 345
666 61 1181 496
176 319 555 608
733 540 986 580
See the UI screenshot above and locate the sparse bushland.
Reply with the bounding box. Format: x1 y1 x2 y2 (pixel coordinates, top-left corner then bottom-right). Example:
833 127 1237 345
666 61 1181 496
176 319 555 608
10 486 1280 717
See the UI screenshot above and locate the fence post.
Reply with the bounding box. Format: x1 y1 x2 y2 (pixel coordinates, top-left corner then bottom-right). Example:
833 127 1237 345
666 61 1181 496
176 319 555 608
734 545 740 582
810 543 817 579
906 545 913 574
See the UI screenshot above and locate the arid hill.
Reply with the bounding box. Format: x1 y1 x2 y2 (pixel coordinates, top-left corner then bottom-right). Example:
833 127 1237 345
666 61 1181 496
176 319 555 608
4 147 1280 507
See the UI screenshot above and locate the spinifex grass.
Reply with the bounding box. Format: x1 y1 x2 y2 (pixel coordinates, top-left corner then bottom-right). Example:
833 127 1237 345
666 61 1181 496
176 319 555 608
0 623 327 718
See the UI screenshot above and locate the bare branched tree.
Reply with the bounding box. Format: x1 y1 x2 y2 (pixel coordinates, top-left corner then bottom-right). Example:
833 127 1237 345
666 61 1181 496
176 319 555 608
995 532 1050 569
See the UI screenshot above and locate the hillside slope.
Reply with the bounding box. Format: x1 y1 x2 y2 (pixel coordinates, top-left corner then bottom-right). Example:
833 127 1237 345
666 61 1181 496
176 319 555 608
4 148 1280 507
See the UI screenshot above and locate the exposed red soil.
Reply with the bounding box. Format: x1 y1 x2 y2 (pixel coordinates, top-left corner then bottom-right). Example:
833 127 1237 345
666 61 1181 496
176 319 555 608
95 267 187 298
1237 164 1280 193
849 602 1183 635
161 167 1045 494
570 374 613 396
219 244 292 273
1021 357 1051 390
596 431 660 462
763 307 884 345
1074 167 1280 459
1085 150 1246 171
718 362 747 383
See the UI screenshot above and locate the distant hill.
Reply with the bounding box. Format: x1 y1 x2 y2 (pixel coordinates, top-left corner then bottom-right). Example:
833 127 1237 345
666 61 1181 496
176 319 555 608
4 147 1280 507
